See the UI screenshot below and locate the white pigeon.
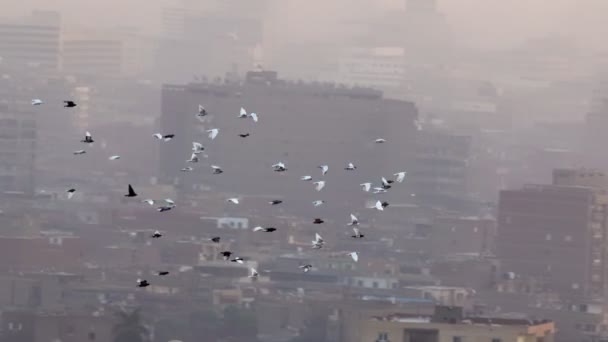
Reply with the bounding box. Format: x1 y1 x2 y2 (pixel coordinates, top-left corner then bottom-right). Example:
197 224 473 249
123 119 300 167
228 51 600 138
187 153 199 163
211 165 223 174
360 183 372 192
153 133 174 141
31 99 43 105
373 187 388 194
227 198 239 204
348 214 359 226
375 138 386 143
352 227 364 238
207 128 219 140
164 198 175 205
319 165 329 176
301 175 313 181
381 177 391 188
313 181 326 192
73 150 86 155
272 162 286 170
374 200 384 211
142 199 155 206
238 107 248 118
249 112 258 123
300 264 313 273
345 162 356 170
181 167 193 172
249 268 259 279
312 233 324 249
312 200 325 207
192 142 204 154
394 172 407 183
109 155 120 160
348 252 359 262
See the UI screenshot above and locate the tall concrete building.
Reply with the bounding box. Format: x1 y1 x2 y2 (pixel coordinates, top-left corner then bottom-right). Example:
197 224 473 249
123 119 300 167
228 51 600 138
497 170 608 301
159 70 418 213
0 11 61 71
0 104 36 195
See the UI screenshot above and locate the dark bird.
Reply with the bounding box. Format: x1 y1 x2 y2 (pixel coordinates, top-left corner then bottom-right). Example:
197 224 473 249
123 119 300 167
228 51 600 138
300 264 313 273
64 101 77 108
136 279 150 287
151 230 162 238
66 188 76 199
239 133 250 138
381 201 390 208
313 218 324 224
269 200 283 205
253 227 277 232
211 165 224 174
81 131 94 144
125 184 137 197
198 104 207 117
220 251 232 260
157 271 170 276
153 133 175 141
210 237 221 243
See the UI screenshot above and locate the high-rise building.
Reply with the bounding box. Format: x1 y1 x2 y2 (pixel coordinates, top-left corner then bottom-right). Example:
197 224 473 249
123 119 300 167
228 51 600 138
159 70 418 214
497 171 608 301
0 104 36 194
406 0 438 13
0 11 61 71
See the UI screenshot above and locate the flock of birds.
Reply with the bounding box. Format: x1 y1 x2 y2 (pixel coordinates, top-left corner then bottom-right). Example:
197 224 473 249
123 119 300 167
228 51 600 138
31 99 409 286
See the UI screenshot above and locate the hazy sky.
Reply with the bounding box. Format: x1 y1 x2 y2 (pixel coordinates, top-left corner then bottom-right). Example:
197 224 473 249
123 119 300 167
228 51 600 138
5 0 608 49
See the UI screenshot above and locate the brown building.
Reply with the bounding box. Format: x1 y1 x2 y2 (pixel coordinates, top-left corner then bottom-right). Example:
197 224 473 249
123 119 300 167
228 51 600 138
497 178 608 300
430 216 496 257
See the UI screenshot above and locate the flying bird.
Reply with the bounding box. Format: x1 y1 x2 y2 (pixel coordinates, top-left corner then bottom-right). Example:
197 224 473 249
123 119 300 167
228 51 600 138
360 183 372 192
394 172 407 183
301 175 313 181
269 200 283 205
239 133 250 138
238 107 248 118
348 252 359 262
136 279 150 287
300 264 313 273
73 150 86 155
220 251 232 260
192 142 204 154
312 200 325 207
345 163 356 171
31 99 43 105
63 101 77 108
348 214 359 226
157 271 170 276
164 198 175 205
374 200 385 211
249 268 259 279
198 104 207 117
313 218 324 224
211 165 224 174
381 177 392 190
153 133 174 141
227 198 240 204
375 138 386 143
272 162 287 172
81 131 94 144
157 205 175 212
151 230 162 238
312 233 324 249
125 184 137 197
181 167 193 172
142 199 155 206
319 165 329 176
109 155 120 160
231 257 244 264
210 237 221 243
207 128 219 140
373 187 388 194
313 181 325 191
351 227 364 239
253 226 277 232
249 112 258 123
66 188 76 199
187 153 199 163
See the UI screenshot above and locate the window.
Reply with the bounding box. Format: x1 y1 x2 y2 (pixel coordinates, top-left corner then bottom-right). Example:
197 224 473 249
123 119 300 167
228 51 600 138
453 337 463 342
545 233 552 241
564 235 573 242
373 282 379 289
377 332 389 342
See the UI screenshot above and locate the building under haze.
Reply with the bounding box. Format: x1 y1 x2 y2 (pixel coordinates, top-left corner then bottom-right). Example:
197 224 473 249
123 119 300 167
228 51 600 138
0 11 61 71
0 103 36 195
159 70 418 213
497 170 608 301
